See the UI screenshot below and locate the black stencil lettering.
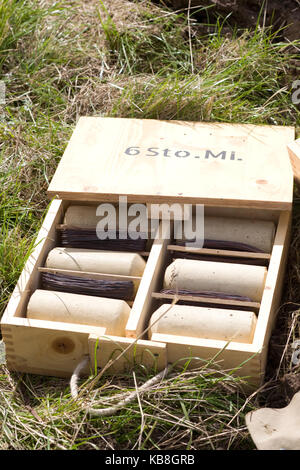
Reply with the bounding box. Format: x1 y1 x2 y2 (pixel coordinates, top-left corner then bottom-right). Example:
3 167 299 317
205 150 226 160
175 150 190 158
125 146 140 156
146 147 159 156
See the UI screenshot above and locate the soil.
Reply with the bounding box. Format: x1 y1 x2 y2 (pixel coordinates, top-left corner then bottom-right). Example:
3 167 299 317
166 0 300 41
281 372 300 398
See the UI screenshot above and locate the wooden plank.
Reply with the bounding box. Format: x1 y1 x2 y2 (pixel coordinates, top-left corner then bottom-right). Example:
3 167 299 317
88 334 167 373
167 244 271 260
47 117 294 209
151 332 262 387
287 138 300 183
151 332 259 352
2 316 106 377
38 267 142 283
125 221 171 338
151 292 260 309
203 206 280 222
146 203 192 221
253 211 291 352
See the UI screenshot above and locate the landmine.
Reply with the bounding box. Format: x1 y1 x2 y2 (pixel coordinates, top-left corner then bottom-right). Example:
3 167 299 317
0 117 295 388
149 305 257 344
46 247 146 277
163 259 267 302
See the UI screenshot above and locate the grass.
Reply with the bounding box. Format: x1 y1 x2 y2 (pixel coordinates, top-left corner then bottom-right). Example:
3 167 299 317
0 0 299 450
0 361 256 450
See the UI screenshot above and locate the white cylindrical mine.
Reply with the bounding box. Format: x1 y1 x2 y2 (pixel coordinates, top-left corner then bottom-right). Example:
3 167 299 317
177 216 275 253
27 290 131 335
163 258 267 302
64 205 137 230
46 247 146 277
149 304 257 343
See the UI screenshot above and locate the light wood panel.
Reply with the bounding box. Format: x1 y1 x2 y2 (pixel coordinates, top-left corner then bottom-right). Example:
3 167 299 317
2 316 106 377
151 332 262 387
252 211 292 374
167 244 271 261
287 138 300 183
88 334 167 373
48 117 294 209
151 292 261 310
38 267 142 283
125 221 171 338
1 199 64 321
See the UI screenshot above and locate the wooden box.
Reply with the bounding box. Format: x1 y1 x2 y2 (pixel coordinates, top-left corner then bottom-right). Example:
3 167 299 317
0 117 295 387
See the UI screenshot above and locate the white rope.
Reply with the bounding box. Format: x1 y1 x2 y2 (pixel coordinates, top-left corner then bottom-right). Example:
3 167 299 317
70 356 172 417
70 355 90 398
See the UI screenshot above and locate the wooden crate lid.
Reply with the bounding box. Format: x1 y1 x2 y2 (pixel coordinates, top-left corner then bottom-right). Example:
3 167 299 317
48 117 295 209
